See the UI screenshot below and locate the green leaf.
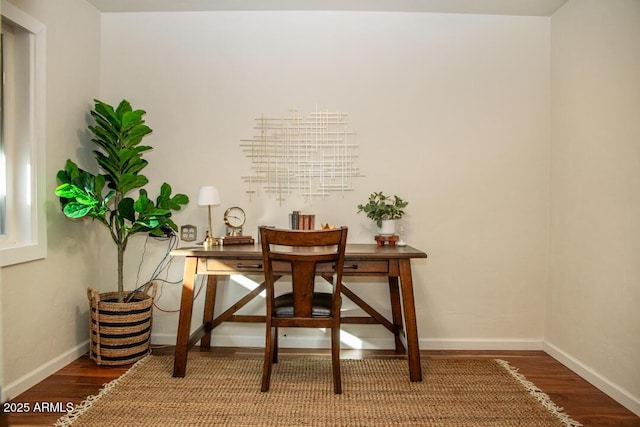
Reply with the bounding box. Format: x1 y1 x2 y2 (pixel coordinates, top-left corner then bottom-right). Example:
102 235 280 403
123 159 148 176
55 183 81 198
89 118 118 144
119 149 148 176
125 125 153 146
56 170 71 185
74 192 99 206
64 159 81 180
121 110 145 131
134 145 153 154
161 193 189 210
118 148 141 166
145 208 171 216
94 174 106 197
62 202 93 218
163 219 179 232
137 217 161 228
133 190 151 213
75 171 96 195
102 189 116 206
119 174 149 195
161 182 172 196
93 149 117 169
156 183 189 211
93 99 121 132
118 198 136 222
148 228 165 237
114 99 133 117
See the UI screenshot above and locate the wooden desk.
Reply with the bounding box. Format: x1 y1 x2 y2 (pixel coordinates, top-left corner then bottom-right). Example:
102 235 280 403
170 244 427 381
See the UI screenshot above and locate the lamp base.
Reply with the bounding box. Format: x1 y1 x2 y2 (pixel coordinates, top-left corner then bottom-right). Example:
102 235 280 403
203 236 221 249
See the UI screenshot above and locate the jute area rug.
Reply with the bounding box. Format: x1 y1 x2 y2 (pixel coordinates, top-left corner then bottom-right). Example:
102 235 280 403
55 355 581 427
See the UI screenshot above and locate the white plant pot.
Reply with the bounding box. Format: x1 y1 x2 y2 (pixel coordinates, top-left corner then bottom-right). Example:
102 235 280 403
377 219 397 236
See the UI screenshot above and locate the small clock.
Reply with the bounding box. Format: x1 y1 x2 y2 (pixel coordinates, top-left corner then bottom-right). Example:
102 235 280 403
223 206 246 236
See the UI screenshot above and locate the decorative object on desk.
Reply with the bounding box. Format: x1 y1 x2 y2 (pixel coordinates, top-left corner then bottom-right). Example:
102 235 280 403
290 210 315 230
300 213 315 230
357 191 408 237
224 206 246 236
290 210 300 229
54 99 188 364
198 185 221 249
222 235 255 245
375 234 399 248
321 223 337 230
378 219 397 236
396 223 408 247
240 107 363 204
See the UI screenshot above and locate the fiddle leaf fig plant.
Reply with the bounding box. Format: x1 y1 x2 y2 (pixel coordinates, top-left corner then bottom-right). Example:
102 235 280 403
55 99 189 302
357 191 408 228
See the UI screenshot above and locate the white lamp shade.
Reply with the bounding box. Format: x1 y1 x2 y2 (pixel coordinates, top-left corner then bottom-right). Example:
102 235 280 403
198 186 221 206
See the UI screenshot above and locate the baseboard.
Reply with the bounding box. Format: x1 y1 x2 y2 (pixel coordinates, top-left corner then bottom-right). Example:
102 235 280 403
421 337 544 351
543 341 640 417
152 333 543 351
151 333 265 349
151 333 391 349
3 341 89 401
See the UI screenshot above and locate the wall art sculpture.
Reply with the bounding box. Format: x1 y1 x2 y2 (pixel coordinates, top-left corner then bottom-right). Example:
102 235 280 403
240 107 362 203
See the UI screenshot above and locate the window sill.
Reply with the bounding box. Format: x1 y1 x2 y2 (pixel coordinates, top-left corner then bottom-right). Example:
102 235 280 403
0 241 47 267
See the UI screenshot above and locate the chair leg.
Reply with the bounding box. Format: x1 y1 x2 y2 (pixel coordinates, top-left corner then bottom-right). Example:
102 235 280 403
262 326 275 392
273 327 279 363
331 325 342 394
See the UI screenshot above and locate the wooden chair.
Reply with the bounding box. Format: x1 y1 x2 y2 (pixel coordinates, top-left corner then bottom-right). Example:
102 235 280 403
259 226 348 394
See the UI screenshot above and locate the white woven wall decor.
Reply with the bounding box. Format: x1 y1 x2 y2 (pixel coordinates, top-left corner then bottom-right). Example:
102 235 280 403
240 107 362 203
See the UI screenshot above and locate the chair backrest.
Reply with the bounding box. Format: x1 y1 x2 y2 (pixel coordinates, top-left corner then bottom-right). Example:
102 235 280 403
259 226 348 319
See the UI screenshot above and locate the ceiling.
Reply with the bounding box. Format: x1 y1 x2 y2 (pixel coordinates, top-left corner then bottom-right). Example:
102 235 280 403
85 0 568 16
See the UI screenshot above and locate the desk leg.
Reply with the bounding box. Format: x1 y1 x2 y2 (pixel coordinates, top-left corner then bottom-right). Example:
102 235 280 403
388 276 405 353
399 258 422 382
173 256 197 377
200 275 218 349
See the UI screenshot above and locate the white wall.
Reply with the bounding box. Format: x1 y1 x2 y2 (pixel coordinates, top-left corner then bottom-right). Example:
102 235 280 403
1 0 101 399
99 11 551 347
548 0 640 414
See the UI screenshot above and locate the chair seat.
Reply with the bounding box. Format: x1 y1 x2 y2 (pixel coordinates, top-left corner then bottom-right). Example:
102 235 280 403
274 292 332 318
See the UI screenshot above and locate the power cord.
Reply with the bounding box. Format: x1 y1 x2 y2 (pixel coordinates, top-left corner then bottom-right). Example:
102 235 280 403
131 233 205 312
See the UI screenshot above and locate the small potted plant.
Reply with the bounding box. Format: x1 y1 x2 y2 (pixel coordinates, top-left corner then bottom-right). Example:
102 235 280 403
55 99 189 365
357 191 408 235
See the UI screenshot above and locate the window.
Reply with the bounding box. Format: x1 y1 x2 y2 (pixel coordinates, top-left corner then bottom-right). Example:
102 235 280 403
0 3 46 267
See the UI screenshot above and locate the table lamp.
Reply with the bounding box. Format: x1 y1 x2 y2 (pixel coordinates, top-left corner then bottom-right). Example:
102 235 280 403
198 185 221 248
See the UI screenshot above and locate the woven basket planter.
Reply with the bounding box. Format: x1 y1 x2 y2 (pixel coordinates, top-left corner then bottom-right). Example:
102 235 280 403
88 282 157 366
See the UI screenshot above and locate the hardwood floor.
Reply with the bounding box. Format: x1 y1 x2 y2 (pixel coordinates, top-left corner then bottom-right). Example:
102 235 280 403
4 347 639 426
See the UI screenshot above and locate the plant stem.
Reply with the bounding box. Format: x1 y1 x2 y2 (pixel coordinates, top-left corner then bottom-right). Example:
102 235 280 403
117 243 124 302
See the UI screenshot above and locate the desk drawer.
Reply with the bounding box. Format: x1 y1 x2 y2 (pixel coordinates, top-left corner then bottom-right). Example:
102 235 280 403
270 260 388 274
333 260 389 274
199 259 264 274
198 259 389 275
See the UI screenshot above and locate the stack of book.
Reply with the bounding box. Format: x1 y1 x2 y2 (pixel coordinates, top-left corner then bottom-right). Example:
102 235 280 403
222 235 255 245
290 211 315 230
